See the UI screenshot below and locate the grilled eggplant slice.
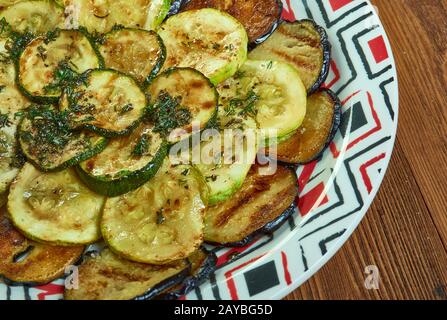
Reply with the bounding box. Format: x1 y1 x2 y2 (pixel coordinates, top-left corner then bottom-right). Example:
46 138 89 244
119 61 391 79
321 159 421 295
64 248 190 300
64 0 172 33
59 69 147 137
270 89 342 164
18 29 101 103
0 86 29 193
0 0 65 34
146 67 218 143
76 123 168 197
195 107 258 205
0 206 84 285
249 20 331 94
204 164 298 244
8 163 105 245
18 105 108 172
161 247 217 300
99 28 166 85
182 0 282 45
158 8 248 84
101 159 206 265
218 60 307 142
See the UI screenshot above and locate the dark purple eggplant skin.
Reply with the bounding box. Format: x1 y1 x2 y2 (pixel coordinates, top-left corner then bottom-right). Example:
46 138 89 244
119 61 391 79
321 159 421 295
205 166 299 248
134 263 192 301
159 248 218 300
297 88 342 166
301 19 332 95
171 0 283 47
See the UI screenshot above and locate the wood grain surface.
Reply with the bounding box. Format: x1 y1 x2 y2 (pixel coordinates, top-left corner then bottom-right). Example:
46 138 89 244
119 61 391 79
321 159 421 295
285 0 447 300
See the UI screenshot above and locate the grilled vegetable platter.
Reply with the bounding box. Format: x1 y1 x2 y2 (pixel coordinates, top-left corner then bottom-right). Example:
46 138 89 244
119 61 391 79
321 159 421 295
0 0 342 300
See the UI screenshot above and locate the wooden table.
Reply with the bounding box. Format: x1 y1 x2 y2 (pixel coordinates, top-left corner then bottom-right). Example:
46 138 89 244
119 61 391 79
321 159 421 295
285 0 447 300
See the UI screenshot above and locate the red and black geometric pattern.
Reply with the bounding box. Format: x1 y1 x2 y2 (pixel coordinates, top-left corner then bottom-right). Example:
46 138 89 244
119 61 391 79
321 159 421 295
1 0 398 300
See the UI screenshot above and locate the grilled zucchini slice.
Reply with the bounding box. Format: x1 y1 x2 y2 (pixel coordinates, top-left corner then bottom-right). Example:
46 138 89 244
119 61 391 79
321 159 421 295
195 108 258 205
7 163 105 245
64 0 172 33
18 105 108 172
158 8 248 84
99 28 166 85
18 29 101 103
218 59 307 142
270 89 342 164
77 123 168 197
59 69 147 137
0 192 6 207
249 20 331 94
146 67 218 143
101 159 205 265
0 86 29 193
182 0 282 45
0 0 65 34
204 164 298 244
0 206 84 285
64 248 189 300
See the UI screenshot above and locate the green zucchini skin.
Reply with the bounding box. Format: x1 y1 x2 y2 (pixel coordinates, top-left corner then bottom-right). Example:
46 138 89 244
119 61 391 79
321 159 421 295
17 106 109 172
16 28 104 104
75 142 169 197
59 68 148 138
99 27 166 87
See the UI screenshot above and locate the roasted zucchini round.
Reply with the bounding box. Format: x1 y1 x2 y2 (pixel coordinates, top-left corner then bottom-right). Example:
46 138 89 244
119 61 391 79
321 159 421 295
18 29 101 103
76 123 168 197
218 60 307 143
64 248 190 300
249 20 331 94
195 108 258 205
204 164 298 244
101 159 205 265
7 163 105 245
146 67 218 143
59 69 148 137
0 0 65 34
18 105 108 172
271 89 342 164
64 0 172 33
0 206 84 285
0 86 29 193
99 28 166 85
158 8 248 84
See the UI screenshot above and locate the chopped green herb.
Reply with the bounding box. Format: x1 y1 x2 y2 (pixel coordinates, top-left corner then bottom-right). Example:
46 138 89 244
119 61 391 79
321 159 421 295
119 103 134 115
227 90 259 118
205 174 218 182
132 133 151 157
44 28 60 44
150 92 192 137
181 168 190 176
266 61 273 69
43 60 83 95
0 85 5 93
156 209 165 225
0 112 11 128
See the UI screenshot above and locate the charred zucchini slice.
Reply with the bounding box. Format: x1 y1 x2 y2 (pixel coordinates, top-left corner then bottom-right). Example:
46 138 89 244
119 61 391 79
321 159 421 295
218 60 307 142
64 0 172 33
18 105 108 172
99 28 166 85
0 192 6 207
195 108 258 205
64 248 189 300
0 0 65 34
0 206 84 285
158 8 248 84
161 247 217 300
0 86 29 193
182 0 282 45
101 159 205 265
59 69 147 137
271 89 342 164
204 164 298 244
76 123 168 197
146 67 218 143
249 20 331 94
18 29 101 102
7 163 105 245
